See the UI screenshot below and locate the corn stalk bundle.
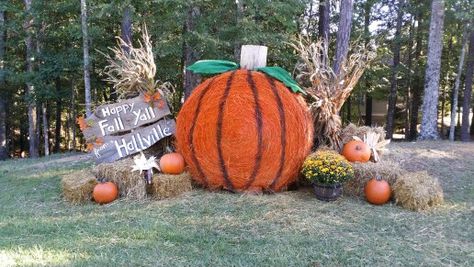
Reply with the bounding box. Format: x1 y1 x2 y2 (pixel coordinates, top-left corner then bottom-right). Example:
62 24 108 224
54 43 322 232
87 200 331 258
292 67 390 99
292 38 375 151
100 25 174 101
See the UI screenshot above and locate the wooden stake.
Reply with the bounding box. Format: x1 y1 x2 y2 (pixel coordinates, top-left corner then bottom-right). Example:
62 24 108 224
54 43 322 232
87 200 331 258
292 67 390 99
240 45 268 70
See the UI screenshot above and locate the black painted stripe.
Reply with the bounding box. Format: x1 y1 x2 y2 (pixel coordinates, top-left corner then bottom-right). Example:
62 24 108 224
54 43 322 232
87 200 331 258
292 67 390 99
188 78 216 187
216 71 236 191
243 71 264 190
267 77 287 190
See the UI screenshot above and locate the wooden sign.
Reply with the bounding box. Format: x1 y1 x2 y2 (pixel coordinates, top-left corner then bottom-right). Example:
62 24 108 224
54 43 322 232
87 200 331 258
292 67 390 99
92 119 175 163
79 93 176 163
81 94 171 141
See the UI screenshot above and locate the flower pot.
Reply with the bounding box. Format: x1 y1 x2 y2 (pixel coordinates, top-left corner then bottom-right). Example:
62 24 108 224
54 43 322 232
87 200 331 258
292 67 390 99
312 183 343 201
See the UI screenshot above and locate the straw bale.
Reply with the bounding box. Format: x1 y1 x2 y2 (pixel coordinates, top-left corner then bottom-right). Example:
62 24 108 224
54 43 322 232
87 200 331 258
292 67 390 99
150 172 193 199
61 169 97 203
344 160 403 197
393 171 444 211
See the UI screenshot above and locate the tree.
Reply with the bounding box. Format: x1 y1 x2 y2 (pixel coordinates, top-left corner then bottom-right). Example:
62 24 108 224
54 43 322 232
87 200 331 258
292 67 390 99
449 26 469 141
234 0 244 60
24 0 39 157
81 0 92 117
364 0 373 126
419 0 445 140
318 0 330 43
182 5 201 100
0 7 7 160
333 0 354 75
460 29 474 141
408 6 426 141
386 0 404 139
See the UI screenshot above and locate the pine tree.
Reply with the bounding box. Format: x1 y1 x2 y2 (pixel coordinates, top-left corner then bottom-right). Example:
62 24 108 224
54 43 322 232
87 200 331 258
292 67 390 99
419 0 445 140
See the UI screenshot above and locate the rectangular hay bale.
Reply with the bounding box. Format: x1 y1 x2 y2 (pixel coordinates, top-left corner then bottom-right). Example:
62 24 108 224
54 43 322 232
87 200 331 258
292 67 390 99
393 171 444 211
150 172 193 199
61 169 97 204
344 160 403 197
93 158 147 200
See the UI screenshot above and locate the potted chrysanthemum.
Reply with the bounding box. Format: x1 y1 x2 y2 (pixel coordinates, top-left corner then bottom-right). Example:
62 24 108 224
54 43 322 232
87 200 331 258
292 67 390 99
301 150 354 201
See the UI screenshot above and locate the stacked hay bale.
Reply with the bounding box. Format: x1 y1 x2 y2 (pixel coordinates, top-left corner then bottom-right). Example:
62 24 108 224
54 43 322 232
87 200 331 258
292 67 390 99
150 172 193 200
344 160 402 197
93 158 147 199
93 158 192 200
393 171 444 211
341 123 386 145
61 169 97 204
341 124 444 211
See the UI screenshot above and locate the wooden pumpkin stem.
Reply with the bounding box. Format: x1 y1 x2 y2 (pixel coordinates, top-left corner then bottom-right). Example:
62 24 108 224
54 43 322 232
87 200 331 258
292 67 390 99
240 45 268 70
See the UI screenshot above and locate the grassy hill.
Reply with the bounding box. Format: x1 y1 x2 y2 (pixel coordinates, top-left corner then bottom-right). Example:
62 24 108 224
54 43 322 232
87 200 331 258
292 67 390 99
0 142 473 266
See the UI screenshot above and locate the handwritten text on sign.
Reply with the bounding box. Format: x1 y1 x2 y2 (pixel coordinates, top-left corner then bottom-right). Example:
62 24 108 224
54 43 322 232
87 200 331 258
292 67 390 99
80 93 175 163
92 119 176 163
82 94 171 141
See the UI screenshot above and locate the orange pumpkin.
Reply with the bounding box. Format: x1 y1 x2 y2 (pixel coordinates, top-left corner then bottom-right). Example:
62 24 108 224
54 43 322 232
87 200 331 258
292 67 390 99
93 181 118 204
341 140 371 163
160 153 185 174
365 178 391 205
176 69 313 192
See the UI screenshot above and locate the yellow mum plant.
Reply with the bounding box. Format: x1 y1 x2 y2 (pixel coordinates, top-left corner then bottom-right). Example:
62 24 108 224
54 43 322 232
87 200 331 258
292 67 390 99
302 150 354 185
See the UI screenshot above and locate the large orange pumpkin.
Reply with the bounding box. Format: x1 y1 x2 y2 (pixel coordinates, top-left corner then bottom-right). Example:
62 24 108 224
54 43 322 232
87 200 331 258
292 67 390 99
365 178 391 205
160 153 185 174
341 140 371 163
176 69 313 192
93 181 118 204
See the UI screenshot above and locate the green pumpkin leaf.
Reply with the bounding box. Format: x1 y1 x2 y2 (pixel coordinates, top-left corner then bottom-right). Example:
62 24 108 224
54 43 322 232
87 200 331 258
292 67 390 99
256 66 306 95
187 60 239 75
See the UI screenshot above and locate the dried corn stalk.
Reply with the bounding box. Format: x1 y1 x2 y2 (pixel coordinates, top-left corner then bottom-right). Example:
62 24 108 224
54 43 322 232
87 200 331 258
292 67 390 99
353 131 390 162
100 25 174 100
292 37 375 151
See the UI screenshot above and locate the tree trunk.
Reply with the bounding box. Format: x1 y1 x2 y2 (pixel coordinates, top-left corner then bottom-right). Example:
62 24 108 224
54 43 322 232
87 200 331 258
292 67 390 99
81 0 92 117
113 4 133 102
55 78 61 152
404 17 415 139
0 9 7 160
419 0 445 140
386 0 404 139
333 0 353 75
440 36 453 138
42 103 49 156
461 29 474 141
71 82 76 151
471 105 474 135
449 27 468 141
408 10 424 140
318 0 330 43
363 0 372 126
234 0 244 60
24 0 39 158
182 5 201 100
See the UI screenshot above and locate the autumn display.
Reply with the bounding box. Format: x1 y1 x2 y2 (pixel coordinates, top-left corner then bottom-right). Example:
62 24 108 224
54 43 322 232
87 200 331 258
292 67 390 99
176 47 313 192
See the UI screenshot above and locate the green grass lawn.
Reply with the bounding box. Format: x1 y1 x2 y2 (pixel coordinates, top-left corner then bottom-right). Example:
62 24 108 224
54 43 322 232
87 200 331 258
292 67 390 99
0 142 473 266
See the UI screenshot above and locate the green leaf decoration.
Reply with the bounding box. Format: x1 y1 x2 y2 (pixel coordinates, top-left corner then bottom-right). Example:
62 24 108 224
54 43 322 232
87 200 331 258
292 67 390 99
257 66 306 95
187 60 239 75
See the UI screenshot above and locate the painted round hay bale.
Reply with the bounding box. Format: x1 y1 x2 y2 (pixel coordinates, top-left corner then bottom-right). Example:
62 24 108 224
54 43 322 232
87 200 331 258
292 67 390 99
176 69 313 192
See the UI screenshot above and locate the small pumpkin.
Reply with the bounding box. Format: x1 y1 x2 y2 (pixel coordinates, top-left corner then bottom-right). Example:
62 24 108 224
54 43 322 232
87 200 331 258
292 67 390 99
341 140 371 163
93 181 119 204
160 152 185 174
365 177 391 205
